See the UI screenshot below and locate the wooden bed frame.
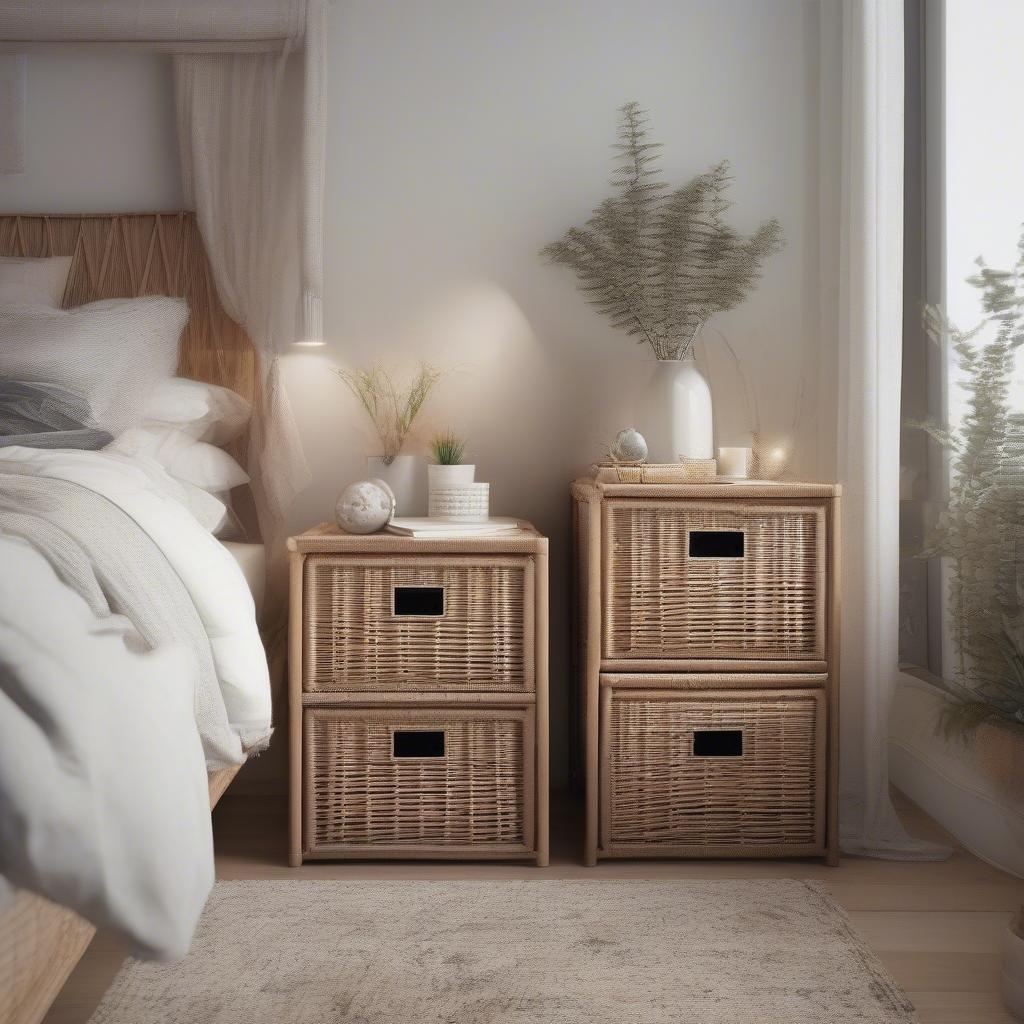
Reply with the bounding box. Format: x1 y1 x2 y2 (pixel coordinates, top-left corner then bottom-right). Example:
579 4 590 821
0 769 240 1024
0 212 261 1024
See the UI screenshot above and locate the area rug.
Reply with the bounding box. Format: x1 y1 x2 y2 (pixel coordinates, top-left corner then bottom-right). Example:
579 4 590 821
90 879 916 1024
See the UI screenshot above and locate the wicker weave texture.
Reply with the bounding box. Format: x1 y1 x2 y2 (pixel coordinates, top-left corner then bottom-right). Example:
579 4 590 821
304 708 530 851
303 555 532 693
610 461 716 484
604 500 826 662
603 688 825 850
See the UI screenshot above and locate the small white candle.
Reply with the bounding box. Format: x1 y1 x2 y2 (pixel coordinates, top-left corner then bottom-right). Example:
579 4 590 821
717 446 751 479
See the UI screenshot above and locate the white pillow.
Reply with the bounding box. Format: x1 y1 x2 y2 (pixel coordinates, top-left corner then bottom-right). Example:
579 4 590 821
0 297 188 436
107 425 249 537
143 377 251 445
0 256 72 307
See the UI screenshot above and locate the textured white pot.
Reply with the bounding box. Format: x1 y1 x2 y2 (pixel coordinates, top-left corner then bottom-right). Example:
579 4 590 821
643 357 714 462
367 454 426 516
1004 917 1024 1021
428 463 475 489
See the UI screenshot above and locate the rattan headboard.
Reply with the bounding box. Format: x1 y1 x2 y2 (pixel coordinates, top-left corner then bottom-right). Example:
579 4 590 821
0 212 258 464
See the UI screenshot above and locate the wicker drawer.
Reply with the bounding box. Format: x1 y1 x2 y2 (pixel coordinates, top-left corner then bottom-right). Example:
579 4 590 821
600 685 826 856
603 500 827 665
303 555 533 693
303 706 535 857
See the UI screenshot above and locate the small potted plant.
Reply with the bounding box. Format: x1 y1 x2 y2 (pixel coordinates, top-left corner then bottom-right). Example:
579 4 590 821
427 430 487 520
335 363 442 514
428 429 474 489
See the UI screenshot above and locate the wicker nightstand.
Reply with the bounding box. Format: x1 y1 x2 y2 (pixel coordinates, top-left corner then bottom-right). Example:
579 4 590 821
287 521 549 865
571 478 841 865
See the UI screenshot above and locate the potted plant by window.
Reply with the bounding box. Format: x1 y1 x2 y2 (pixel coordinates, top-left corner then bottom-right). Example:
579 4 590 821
895 240 1024 879
335 363 441 514
541 102 783 463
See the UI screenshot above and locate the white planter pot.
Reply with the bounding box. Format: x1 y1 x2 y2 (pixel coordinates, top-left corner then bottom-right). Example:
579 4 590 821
366 454 426 516
428 463 476 489
642 357 714 462
1003 916 1024 1021
429 482 489 522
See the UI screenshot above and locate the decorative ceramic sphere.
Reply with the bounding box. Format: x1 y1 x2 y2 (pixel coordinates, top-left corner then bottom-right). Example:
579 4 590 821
611 427 648 463
335 478 396 534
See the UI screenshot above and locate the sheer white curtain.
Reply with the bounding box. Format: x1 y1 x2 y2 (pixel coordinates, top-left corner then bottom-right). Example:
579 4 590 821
174 49 311 550
0 0 326 601
829 0 948 858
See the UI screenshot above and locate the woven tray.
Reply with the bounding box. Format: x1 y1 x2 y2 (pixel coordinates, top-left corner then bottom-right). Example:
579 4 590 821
595 460 718 484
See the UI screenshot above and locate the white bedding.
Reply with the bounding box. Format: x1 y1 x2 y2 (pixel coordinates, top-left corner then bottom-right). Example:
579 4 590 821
0 446 272 958
0 446 271 748
0 537 212 960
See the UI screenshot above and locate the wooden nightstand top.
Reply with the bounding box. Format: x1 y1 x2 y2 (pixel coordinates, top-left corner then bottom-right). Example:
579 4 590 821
571 477 841 500
287 520 547 555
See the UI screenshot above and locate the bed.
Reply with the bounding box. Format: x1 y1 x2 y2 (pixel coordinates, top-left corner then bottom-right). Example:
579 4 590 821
0 212 270 1024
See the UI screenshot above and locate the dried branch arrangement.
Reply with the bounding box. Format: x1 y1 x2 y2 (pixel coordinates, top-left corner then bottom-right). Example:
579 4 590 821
911 232 1024 738
335 363 442 463
541 102 784 360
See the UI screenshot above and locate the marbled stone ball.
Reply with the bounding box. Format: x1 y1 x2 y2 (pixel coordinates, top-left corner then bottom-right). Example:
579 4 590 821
335 478 396 534
611 427 648 463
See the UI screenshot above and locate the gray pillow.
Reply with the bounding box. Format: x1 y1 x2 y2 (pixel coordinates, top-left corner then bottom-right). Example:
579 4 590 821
0 379 112 450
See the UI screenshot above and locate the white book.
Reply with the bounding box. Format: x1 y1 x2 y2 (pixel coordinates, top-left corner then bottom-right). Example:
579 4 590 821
386 516 521 538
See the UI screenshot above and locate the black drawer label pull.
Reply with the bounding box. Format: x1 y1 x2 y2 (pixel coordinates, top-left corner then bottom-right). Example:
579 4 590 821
393 586 445 616
688 530 745 558
693 729 744 757
392 729 446 758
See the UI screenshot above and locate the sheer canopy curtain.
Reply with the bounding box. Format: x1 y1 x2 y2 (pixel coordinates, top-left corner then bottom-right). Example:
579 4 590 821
174 48 312 561
828 0 948 858
0 0 327 619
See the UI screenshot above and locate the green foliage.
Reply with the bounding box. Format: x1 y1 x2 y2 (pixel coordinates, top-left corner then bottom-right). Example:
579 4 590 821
541 102 784 360
335 363 442 463
914 230 1024 739
429 430 466 465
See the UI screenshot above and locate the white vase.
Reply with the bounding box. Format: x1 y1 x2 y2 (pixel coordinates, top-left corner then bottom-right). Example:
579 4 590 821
366 454 426 516
643 357 714 462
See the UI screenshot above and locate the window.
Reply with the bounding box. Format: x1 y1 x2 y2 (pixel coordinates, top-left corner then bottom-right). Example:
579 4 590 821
900 0 1024 705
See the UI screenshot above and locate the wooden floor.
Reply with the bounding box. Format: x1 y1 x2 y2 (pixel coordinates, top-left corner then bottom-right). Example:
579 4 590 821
44 789 1023 1024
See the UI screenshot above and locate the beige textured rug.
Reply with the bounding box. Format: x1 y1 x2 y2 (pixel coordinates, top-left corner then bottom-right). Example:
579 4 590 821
90 879 916 1024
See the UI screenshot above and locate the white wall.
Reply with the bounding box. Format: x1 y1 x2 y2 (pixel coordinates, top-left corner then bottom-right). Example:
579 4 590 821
1 5 838 787
0 53 182 213
287 0 833 784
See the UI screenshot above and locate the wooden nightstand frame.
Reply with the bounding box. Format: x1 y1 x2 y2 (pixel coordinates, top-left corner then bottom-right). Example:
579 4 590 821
287 522 549 866
571 479 842 867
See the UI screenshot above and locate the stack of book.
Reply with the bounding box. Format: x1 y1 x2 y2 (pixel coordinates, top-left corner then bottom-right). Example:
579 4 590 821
385 516 522 539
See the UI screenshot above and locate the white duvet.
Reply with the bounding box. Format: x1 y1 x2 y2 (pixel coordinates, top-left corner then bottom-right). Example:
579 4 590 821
0 447 272 958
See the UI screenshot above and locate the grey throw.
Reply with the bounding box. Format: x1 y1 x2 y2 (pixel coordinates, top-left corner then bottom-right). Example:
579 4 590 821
0 379 111 449
0 473 238 767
